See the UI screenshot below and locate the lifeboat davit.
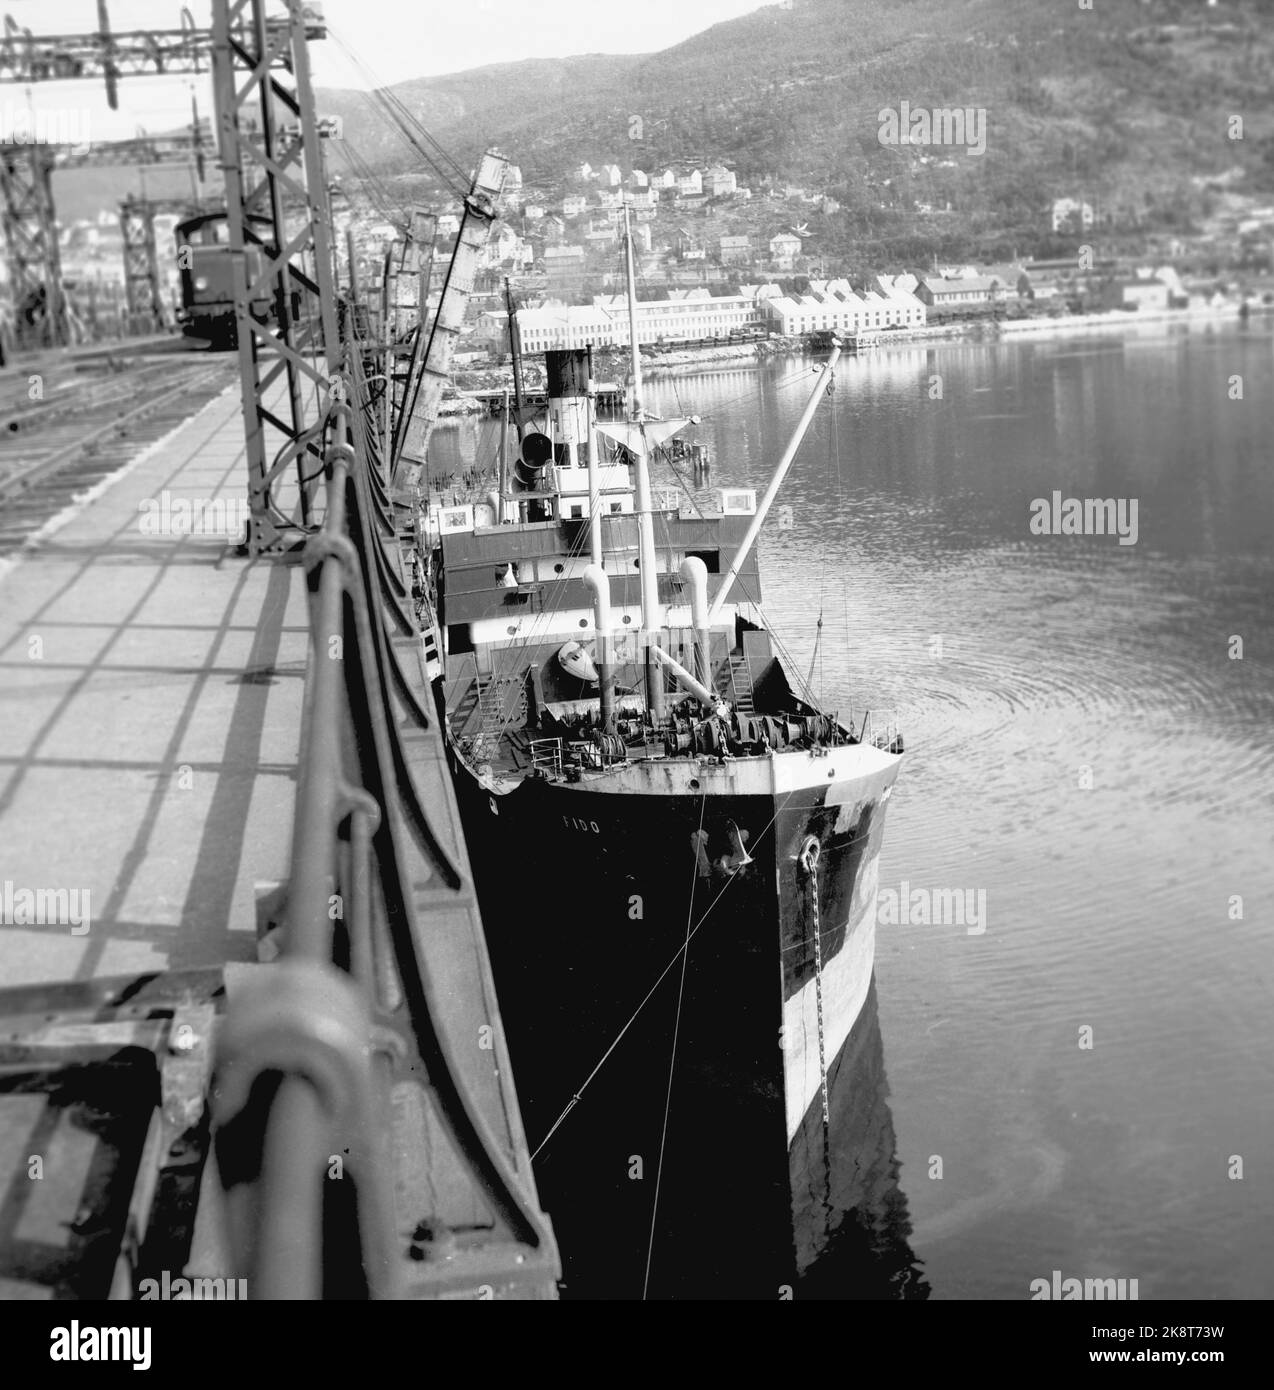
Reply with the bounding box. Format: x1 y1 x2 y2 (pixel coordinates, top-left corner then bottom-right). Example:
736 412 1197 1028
557 640 599 684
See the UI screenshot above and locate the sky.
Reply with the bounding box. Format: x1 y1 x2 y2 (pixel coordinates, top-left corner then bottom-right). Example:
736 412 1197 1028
1 0 769 141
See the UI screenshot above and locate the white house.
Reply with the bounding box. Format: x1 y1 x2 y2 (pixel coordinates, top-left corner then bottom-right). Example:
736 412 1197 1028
1051 197 1094 233
705 164 738 198
676 169 703 197
562 194 588 219
769 232 803 269
600 162 622 187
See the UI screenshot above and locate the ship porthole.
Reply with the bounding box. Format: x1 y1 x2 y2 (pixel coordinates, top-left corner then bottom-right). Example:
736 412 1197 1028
689 777 700 791
489 797 498 815
506 625 517 635
578 618 588 628
828 769 836 778
622 614 632 625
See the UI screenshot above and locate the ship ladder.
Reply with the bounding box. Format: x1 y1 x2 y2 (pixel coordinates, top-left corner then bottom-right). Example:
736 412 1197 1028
728 655 756 714
799 835 830 1133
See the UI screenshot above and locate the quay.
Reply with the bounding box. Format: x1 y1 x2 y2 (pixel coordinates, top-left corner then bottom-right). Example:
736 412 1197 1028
0 375 557 1299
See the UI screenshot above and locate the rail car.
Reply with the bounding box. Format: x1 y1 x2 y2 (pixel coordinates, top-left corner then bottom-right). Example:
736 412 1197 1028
174 211 278 349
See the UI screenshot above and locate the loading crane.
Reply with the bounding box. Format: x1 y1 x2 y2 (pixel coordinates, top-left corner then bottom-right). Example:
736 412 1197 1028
392 152 508 486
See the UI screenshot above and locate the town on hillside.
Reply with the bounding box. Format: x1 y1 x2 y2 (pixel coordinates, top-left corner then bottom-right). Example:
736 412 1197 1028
379 156 1274 388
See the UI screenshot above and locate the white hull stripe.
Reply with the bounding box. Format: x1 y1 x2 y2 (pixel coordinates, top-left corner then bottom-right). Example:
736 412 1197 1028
782 855 880 1144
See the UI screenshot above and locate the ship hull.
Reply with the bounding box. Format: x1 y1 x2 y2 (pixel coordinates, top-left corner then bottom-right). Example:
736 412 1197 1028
444 735 900 1298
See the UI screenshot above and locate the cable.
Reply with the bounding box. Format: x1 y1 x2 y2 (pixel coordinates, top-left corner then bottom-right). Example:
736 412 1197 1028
531 789 797 1162
643 788 704 1299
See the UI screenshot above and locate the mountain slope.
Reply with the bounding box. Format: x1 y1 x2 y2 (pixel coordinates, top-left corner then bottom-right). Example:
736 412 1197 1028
318 0 1274 248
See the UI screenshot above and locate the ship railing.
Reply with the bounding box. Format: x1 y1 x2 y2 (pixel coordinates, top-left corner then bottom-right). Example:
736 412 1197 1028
213 340 558 1299
530 737 564 779
861 708 901 750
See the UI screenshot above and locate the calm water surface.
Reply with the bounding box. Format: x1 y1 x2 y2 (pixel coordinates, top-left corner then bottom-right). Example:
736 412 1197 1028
437 320 1274 1298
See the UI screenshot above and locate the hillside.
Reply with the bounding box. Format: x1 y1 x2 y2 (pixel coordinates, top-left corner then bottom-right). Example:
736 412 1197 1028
316 0 1274 259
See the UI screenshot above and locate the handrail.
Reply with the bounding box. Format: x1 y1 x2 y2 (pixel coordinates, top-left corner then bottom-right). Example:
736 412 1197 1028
214 338 558 1299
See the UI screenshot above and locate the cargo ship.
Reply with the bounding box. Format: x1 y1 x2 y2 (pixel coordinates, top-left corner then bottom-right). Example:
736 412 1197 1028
408 211 905 1296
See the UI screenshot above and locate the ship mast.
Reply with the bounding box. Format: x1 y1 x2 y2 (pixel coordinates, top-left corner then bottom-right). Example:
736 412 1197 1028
623 202 664 720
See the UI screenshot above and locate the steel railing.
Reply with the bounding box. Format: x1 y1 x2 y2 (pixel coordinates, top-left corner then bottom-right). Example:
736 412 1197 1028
213 339 558 1299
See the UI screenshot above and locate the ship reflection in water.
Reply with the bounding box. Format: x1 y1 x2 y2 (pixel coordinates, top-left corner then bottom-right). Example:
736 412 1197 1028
790 978 929 1300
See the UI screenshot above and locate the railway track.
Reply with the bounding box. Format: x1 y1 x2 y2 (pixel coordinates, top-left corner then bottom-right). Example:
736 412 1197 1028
0 356 235 556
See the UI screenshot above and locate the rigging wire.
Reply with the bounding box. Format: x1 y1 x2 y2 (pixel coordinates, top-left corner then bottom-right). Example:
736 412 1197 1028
327 27 471 199
531 788 799 1162
643 789 705 1300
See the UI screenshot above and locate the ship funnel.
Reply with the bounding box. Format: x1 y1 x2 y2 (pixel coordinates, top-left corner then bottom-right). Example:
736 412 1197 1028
679 555 710 694
582 563 615 733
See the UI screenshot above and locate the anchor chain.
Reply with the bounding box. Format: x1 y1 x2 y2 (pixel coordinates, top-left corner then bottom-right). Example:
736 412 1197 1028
799 835 830 1131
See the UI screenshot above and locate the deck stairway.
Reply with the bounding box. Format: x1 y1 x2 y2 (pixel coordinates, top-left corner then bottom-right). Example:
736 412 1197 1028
717 654 756 714
452 673 528 758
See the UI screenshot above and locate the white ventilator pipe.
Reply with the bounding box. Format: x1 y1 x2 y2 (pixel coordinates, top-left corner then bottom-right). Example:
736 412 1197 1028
706 343 842 624
582 563 615 731
679 555 711 690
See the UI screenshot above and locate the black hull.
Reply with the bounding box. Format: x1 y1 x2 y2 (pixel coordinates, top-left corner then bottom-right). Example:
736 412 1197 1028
445 735 909 1297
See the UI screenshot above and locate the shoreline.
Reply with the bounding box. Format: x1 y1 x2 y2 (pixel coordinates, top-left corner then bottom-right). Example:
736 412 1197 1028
453 302 1268 396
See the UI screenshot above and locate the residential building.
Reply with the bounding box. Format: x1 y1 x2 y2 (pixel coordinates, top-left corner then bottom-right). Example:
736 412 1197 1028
1051 197 1095 234
562 194 588 219
915 275 997 307
769 232 803 269
656 168 678 189
719 235 752 266
436 213 461 239
1017 270 1064 300
1100 277 1171 312
705 164 738 198
600 162 622 186
542 245 586 281
676 169 703 197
